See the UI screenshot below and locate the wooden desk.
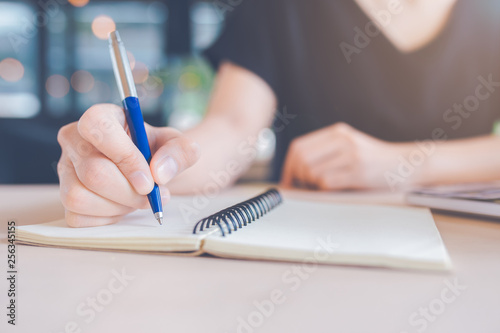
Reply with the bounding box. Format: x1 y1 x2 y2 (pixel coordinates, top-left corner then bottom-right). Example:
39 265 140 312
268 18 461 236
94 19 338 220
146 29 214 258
1 184 499 333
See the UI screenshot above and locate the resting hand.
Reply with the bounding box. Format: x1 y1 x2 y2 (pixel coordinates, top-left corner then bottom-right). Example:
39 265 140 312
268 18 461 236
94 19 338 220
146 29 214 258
280 123 406 191
57 103 200 227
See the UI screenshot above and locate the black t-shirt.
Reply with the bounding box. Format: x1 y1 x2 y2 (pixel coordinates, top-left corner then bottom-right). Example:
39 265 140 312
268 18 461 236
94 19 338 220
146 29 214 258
204 0 500 181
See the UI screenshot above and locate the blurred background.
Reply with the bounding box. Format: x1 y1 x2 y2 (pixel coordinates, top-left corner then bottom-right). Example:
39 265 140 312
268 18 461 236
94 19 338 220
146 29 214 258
0 0 274 184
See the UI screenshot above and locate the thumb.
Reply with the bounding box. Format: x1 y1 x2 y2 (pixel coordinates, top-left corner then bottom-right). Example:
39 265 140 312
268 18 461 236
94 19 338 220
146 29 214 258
149 128 201 185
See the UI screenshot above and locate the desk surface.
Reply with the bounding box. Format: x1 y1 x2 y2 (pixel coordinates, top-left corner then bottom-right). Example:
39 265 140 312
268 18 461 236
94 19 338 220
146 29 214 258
1 184 499 333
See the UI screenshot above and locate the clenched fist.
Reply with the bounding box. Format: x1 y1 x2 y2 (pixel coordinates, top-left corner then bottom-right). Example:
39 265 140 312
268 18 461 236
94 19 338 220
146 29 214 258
281 122 410 191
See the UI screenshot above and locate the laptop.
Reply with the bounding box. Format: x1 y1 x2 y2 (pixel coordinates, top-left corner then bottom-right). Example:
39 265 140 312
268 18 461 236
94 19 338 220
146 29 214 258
406 182 500 218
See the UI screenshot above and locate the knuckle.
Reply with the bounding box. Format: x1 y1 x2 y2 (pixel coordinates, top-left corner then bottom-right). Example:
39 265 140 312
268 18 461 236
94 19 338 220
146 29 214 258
65 212 79 228
57 123 76 147
57 158 71 179
344 135 355 146
80 161 109 190
61 186 87 214
115 149 142 170
332 122 351 133
78 106 100 134
65 211 86 228
339 135 356 152
177 137 200 166
342 139 358 159
78 104 116 140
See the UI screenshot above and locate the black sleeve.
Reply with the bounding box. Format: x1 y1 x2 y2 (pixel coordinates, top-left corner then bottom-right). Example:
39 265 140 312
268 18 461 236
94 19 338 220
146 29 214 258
203 0 278 94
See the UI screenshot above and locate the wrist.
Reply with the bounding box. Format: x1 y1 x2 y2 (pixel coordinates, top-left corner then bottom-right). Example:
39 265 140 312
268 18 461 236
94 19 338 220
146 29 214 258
383 141 435 190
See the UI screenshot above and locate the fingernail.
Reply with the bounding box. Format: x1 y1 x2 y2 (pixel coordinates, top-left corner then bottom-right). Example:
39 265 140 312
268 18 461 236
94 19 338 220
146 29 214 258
157 156 178 184
129 171 153 194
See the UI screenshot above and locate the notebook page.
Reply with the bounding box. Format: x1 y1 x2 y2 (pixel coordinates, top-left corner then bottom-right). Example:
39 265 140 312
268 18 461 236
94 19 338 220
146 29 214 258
202 200 452 271
16 195 233 252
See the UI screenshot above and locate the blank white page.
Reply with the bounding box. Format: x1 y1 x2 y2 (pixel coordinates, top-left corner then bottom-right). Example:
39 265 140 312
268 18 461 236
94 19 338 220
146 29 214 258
202 200 452 271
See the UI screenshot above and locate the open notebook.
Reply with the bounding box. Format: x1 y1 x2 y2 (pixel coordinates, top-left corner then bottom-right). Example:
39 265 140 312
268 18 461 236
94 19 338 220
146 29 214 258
16 189 452 272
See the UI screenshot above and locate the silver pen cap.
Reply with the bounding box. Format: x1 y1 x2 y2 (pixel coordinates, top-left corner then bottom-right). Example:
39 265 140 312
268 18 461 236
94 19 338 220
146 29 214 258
108 30 137 100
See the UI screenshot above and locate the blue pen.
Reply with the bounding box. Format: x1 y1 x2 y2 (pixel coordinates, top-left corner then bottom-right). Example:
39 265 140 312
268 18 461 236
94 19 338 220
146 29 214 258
108 30 163 225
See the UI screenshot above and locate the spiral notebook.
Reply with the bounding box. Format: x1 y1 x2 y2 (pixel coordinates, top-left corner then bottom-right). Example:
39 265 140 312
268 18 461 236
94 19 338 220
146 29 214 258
16 189 452 272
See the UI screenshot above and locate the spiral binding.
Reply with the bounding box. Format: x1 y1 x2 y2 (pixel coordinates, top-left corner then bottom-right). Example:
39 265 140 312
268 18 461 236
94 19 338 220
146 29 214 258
192 188 283 237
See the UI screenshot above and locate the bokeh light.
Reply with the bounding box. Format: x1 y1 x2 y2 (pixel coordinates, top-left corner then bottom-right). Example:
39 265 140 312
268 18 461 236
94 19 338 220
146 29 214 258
0 58 25 82
71 70 94 93
68 0 89 7
178 72 201 91
46 75 70 98
132 61 149 84
91 15 116 40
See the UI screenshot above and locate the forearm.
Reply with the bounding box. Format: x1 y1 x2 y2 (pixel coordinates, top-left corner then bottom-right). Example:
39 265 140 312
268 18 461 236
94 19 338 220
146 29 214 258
166 116 262 194
410 135 500 186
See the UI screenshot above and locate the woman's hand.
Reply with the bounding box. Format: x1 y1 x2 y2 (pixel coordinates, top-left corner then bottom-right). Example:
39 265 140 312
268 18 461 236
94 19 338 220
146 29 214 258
280 122 409 191
57 103 200 227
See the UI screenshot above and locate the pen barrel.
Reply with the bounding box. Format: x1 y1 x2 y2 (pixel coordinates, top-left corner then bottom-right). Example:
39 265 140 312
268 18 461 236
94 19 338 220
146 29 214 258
122 96 151 163
123 96 162 214
148 184 162 214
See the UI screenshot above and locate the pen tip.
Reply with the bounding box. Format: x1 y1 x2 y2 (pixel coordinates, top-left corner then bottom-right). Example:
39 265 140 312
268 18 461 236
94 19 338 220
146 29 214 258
154 212 164 226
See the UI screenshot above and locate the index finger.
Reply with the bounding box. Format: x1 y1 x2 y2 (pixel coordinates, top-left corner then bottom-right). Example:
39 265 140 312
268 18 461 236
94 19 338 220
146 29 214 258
77 103 154 195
